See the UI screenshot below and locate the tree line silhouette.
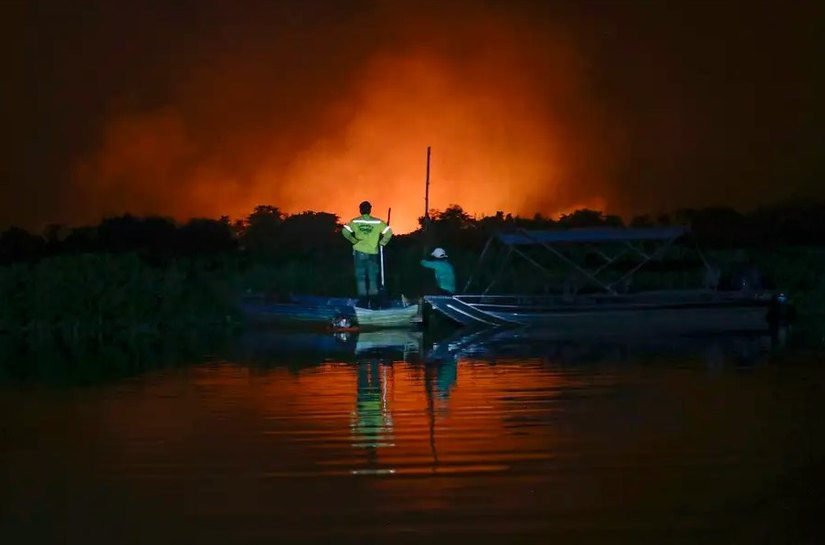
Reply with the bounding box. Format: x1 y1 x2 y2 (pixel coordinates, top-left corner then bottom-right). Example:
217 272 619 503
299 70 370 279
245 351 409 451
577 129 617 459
1 201 825 347
4 201 825 266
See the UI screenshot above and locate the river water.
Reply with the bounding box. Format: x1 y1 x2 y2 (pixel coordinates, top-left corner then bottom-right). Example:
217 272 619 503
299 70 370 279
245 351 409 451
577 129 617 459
1 327 824 544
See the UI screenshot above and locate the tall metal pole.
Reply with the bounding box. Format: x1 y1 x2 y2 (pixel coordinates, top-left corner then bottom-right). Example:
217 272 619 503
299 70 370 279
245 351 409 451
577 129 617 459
418 147 433 318
424 146 431 222
421 146 432 261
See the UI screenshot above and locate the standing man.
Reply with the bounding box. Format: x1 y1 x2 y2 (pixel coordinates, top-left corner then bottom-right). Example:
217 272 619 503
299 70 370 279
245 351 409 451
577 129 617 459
342 201 392 302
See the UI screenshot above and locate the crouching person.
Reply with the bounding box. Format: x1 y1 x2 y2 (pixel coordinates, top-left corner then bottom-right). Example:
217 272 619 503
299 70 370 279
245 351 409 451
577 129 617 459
420 248 456 295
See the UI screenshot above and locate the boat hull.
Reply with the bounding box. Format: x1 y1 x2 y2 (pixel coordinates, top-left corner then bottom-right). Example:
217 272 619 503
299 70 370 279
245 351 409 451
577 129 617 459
239 295 420 329
354 305 421 328
424 291 776 334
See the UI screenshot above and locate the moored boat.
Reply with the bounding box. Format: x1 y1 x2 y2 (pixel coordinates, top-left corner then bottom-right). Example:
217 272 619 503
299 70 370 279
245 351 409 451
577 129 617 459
425 290 777 333
424 226 792 334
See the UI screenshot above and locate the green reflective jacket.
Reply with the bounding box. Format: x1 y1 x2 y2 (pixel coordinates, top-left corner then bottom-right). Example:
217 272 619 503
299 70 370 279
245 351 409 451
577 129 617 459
342 214 392 255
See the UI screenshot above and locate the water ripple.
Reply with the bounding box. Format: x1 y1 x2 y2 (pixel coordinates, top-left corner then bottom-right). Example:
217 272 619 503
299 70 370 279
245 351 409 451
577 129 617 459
2 331 824 544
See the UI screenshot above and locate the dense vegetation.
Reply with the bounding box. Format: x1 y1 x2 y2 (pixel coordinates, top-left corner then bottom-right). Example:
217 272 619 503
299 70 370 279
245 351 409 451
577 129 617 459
1 201 825 350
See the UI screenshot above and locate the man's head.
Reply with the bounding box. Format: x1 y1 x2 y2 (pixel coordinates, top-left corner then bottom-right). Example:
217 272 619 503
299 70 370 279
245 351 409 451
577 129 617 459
359 201 372 215
431 248 447 259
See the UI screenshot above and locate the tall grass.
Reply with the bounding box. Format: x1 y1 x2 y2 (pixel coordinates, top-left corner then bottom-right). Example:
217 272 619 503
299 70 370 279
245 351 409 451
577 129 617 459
0 253 238 344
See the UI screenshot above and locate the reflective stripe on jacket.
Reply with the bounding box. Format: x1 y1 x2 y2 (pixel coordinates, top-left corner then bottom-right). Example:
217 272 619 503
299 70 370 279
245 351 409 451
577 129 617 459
342 214 392 254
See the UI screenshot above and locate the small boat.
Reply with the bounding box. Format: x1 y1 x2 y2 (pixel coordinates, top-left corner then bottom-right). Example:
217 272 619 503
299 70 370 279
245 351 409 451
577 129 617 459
425 226 792 334
354 304 421 328
238 293 421 329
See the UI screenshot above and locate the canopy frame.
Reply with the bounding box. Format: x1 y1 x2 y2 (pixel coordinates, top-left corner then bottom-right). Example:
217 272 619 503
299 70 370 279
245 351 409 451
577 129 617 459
463 226 690 295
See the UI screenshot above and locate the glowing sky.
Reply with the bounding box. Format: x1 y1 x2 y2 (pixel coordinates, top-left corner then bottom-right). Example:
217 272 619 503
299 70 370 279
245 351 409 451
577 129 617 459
4 0 824 233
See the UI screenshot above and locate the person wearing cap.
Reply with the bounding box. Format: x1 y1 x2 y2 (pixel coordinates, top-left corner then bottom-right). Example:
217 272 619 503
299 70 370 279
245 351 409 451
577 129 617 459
420 247 456 295
342 201 393 298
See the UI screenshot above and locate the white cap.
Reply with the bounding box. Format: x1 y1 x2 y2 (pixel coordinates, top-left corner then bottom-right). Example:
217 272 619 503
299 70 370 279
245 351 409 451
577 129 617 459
431 247 447 258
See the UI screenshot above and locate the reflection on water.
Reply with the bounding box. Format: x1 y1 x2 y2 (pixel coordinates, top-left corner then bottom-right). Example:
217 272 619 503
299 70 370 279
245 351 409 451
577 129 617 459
231 324 790 369
1 325 823 544
352 360 394 456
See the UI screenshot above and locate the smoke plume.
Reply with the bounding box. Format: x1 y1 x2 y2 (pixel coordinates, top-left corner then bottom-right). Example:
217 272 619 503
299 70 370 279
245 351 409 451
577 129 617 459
70 0 619 232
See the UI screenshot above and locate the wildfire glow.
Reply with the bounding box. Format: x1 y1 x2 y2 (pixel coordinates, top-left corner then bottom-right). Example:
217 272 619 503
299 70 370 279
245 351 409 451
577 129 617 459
71 2 621 233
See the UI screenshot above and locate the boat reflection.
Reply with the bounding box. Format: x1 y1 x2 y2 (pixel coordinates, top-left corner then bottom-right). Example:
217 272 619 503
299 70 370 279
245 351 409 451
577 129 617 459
425 325 788 367
230 327 425 365
348 345 458 472
230 323 788 370
227 324 788 476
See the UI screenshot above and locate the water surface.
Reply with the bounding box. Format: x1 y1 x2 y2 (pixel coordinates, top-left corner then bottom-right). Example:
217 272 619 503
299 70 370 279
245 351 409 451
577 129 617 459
2 328 823 544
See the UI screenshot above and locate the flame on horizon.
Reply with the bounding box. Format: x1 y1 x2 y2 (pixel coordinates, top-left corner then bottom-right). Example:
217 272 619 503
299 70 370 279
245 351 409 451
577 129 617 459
71 2 621 234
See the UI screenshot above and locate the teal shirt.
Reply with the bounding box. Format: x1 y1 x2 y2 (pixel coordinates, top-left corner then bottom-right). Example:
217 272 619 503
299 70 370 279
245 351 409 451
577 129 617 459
420 259 456 293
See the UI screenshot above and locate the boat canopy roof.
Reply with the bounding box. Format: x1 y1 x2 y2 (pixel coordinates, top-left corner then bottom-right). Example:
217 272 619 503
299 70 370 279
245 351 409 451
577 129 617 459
496 226 688 246
464 225 702 295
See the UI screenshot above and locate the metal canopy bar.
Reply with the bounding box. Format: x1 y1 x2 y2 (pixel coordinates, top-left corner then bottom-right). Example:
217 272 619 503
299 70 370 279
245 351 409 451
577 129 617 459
591 247 629 277
468 226 689 297
587 244 616 264
497 226 688 245
517 228 616 294
502 238 562 283
607 230 683 291
624 240 652 261
482 246 513 295
462 234 494 293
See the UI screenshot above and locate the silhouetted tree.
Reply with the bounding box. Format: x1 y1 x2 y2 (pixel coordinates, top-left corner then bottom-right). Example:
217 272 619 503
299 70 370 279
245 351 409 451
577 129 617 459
279 211 342 259
97 214 177 254
675 207 747 247
61 226 98 254
43 224 71 256
423 205 484 252
240 205 284 259
749 202 825 246
630 214 655 228
557 209 623 228
431 204 474 230
177 218 237 256
0 227 44 264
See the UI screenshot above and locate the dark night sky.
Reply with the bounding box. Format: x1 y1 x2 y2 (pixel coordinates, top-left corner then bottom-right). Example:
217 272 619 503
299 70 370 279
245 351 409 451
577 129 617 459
4 0 824 233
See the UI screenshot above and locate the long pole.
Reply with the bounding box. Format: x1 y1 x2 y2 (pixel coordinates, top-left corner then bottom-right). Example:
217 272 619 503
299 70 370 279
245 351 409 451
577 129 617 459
380 207 392 288
422 146 431 259
419 148 432 318
424 146 431 222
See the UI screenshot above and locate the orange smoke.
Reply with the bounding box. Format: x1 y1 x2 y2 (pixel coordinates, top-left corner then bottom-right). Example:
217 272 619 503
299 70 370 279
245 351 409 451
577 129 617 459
71 1 621 233
271 50 566 233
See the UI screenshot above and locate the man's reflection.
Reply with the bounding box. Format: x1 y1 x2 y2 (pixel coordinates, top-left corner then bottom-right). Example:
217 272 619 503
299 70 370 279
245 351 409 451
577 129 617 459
351 359 394 466
423 333 460 412
425 360 458 412
424 357 459 468
434 360 458 400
